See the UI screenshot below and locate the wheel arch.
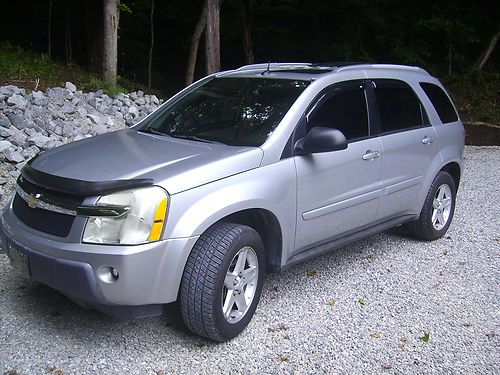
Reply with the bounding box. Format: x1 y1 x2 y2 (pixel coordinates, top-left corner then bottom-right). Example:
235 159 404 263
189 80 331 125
440 161 461 191
417 155 462 215
220 209 283 273
174 207 284 304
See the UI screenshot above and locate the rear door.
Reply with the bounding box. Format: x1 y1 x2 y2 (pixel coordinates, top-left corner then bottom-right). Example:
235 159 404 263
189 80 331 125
371 79 440 219
293 80 382 253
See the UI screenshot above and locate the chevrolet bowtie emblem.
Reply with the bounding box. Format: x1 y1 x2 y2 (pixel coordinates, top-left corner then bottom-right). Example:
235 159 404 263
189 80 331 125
26 193 41 209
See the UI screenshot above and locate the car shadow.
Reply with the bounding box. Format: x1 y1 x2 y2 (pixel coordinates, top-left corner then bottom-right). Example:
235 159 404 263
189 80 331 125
7 227 418 346
9 275 200 342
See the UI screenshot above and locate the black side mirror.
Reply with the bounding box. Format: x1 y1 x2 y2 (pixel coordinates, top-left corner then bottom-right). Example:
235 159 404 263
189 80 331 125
294 127 348 155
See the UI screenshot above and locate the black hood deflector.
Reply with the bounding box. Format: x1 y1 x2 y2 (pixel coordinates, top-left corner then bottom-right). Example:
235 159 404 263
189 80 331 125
21 158 153 196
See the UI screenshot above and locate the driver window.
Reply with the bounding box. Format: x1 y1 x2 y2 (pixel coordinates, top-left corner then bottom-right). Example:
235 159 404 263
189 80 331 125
308 85 369 141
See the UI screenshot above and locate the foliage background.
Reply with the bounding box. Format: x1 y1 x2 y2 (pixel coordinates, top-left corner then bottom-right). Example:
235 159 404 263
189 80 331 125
0 0 497 127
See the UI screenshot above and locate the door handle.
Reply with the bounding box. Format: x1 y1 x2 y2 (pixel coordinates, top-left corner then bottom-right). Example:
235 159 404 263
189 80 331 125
362 150 380 161
422 136 434 145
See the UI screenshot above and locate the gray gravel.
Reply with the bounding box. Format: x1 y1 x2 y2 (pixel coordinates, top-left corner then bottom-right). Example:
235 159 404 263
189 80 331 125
0 83 161 209
0 146 499 375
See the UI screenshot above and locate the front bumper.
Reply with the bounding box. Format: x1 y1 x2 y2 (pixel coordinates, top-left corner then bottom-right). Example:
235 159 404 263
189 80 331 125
0 208 198 318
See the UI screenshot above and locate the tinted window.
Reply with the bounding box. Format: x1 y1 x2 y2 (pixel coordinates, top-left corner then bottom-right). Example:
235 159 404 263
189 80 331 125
420 82 458 123
308 85 368 140
374 79 427 133
146 77 309 146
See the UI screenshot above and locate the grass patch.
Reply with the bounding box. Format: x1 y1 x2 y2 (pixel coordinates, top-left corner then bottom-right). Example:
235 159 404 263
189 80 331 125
86 77 128 96
0 42 129 96
0 42 60 87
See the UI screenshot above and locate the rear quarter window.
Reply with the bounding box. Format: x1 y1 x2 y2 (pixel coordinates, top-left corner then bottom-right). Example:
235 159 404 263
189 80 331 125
420 82 458 124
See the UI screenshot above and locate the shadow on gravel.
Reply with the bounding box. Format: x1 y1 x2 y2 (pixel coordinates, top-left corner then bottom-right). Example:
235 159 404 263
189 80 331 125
11 279 198 341
10 273 225 348
270 225 414 275
9 226 419 346
15 281 113 323
261 224 425 297
384 224 412 238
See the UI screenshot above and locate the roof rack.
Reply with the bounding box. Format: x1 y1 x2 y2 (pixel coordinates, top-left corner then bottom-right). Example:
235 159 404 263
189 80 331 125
235 62 430 76
237 62 368 71
336 63 429 75
310 62 370 68
236 63 312 71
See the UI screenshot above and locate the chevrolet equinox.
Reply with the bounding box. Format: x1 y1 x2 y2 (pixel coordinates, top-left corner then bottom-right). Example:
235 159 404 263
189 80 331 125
0 63 464 341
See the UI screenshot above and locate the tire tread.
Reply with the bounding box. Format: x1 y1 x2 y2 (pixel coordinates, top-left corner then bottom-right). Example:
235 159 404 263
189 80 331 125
408 171 456 241
180 222 253 341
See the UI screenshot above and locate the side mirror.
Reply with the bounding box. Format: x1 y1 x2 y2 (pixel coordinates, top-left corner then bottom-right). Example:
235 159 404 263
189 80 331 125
294 127 348 155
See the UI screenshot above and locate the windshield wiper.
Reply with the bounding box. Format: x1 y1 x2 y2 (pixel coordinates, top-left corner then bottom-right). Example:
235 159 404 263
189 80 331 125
140 128 224 144
138 127 167 136
170 134 224 144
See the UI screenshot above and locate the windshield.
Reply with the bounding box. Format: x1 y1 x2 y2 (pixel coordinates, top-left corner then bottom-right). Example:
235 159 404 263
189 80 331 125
143 77 310 146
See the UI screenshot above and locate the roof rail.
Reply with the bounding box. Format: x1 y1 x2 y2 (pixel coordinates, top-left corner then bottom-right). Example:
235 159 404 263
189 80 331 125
236 63 312 71
310 62 369 68
336 63 430 75
235 62 430 76
237 62 370 71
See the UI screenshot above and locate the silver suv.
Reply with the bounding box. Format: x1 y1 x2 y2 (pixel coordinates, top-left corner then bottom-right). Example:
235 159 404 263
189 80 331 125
0 63 464 341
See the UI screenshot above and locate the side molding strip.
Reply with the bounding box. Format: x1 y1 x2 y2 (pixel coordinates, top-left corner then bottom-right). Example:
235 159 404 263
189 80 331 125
302 189 381 221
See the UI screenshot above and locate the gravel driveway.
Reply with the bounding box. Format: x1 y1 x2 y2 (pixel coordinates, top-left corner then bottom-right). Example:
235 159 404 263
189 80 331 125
0 146 498 375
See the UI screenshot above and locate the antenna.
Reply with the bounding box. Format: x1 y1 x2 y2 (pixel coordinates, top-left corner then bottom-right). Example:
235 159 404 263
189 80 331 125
261 61 271 76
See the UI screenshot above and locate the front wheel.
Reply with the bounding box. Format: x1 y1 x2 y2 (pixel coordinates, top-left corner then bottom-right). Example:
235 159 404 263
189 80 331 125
408 171 456 241
180 222 265 342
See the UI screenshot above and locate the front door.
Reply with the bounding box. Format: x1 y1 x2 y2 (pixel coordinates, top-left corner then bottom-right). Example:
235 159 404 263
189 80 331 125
294 81 382 253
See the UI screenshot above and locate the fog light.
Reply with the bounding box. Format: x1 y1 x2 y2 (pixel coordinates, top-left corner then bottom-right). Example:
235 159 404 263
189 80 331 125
97 266 119 283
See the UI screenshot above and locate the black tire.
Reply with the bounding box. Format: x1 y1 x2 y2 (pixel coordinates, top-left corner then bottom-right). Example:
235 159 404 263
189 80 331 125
408 171 456 241
180 222 265 342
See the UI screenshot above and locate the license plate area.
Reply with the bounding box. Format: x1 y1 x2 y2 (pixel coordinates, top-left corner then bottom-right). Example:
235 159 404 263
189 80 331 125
7 243 30 278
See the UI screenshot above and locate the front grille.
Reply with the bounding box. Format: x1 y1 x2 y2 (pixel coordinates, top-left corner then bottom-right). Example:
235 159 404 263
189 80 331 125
12 176 85 237
12 195 75 237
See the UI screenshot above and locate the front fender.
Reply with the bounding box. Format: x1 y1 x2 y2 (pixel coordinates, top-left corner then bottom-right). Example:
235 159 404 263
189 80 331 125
163 158 297 263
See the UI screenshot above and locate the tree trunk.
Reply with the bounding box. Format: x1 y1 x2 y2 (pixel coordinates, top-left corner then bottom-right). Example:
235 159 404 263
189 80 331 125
103 0 119 87
148 0 155 89
240 0 254 64
89 0 103 74
85 0 92 67
185 1 207 85
48 0 52 59
65 0 73 64
205 0 221 74
475 31 500 70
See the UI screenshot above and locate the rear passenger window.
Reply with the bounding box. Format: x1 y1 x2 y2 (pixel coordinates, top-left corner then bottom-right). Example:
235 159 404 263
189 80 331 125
308 84 369 140
373 79 428 133
420 82 458 123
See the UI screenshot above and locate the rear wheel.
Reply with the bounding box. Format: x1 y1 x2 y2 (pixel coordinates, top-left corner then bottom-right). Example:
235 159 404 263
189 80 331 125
180 222 265 341
408 171 456 240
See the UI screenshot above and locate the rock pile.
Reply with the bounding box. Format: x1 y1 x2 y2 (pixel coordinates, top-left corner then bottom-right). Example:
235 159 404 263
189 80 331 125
0 82 162 206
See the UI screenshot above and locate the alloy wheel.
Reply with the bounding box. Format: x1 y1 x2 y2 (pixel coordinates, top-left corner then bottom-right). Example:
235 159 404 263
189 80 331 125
432 184 452 230
222 246 259 324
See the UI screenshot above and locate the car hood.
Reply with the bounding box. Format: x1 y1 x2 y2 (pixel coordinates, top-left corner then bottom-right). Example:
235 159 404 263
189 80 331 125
30 129 263 195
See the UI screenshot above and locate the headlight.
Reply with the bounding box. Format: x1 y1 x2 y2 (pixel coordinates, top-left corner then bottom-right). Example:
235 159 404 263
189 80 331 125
83 186 168 245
